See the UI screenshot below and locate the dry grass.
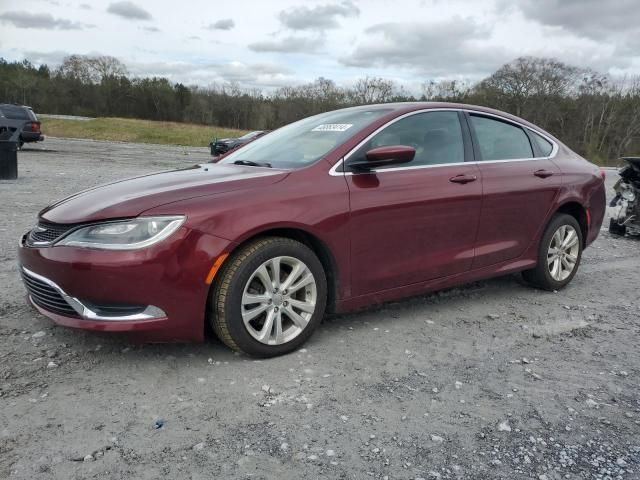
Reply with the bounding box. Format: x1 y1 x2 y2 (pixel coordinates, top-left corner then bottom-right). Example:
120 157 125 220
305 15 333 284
40 117 247 147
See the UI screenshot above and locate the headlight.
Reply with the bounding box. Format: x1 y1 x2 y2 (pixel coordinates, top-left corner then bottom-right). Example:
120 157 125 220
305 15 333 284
56 216 185 250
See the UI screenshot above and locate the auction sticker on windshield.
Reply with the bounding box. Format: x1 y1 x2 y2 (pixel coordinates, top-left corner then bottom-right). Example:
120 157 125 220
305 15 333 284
311 124 353 132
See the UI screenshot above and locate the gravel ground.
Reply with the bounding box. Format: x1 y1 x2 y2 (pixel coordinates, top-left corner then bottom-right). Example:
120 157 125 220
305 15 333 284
1 138 638 480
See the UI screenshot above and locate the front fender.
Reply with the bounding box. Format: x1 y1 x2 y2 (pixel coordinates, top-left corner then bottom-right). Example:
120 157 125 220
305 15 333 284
143 170 352 301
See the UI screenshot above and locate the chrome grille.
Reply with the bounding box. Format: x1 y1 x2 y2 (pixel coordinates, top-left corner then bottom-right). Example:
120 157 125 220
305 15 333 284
26 222 74 246
21 269 80 318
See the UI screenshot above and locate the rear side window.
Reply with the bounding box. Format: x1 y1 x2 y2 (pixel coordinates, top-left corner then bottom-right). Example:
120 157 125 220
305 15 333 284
470 115 533 161
349 111 465 169
0 105 31 120
529 131 553 157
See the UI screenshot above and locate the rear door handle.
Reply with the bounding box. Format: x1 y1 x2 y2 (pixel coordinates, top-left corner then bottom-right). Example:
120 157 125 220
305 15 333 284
534 169 554 178
449 174 477 184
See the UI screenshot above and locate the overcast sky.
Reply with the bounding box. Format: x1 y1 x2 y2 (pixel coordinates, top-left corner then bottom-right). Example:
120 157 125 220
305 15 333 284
0 0 639 91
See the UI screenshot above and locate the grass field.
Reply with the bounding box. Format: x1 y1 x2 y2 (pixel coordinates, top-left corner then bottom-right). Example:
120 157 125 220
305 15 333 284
39 117 248 147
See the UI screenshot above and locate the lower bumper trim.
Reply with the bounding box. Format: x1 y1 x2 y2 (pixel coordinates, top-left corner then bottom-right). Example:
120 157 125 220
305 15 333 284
21 266 167 321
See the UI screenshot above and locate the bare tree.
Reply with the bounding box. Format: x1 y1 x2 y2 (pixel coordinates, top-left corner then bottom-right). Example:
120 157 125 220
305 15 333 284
3 52 639 164
58 55 95 83
57 55 127 84
478 57 580 117
89 56 128 81
350 77 396 104
422 79 472 101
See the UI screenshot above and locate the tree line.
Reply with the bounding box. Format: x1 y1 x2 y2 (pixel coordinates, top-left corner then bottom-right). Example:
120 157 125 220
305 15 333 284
1 55 638 164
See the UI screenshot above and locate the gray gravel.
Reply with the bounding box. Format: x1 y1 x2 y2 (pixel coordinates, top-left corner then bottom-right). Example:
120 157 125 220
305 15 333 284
1 138 639 479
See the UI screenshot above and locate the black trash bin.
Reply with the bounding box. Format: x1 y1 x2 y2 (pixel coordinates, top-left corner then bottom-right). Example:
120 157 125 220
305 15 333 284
0 128 20 180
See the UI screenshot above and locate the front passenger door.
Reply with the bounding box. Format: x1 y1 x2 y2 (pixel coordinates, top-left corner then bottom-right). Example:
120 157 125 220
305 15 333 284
345 110 482 296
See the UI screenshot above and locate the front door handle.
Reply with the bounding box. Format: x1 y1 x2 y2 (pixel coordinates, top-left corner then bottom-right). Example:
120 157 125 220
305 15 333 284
534 169 554 178
449 174 477 184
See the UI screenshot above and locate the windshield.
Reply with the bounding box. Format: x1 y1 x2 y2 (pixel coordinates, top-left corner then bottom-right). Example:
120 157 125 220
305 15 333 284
220 108 393 169
239 131 262 140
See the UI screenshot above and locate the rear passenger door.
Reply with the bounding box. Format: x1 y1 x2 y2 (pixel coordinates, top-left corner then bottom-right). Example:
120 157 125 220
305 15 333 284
467 113 562 269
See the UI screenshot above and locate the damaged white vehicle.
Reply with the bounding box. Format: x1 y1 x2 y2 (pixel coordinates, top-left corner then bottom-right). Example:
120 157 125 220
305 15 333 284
609 157 640 236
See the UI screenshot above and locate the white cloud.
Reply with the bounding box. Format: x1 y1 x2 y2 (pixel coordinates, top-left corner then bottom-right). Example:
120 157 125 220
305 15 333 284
107 1 152 21
206 19 235 31
341 18 503 77
509 0 640 40
278 1 359 31
0 0 638 90
122 58 294 88
0 11 93 30
248 36 322 54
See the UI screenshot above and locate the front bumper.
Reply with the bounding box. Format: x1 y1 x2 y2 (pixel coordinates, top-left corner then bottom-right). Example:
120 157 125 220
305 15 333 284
18 227 230 342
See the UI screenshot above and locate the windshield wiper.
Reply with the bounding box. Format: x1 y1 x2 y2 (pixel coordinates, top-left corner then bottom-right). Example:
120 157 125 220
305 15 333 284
233 160 272 168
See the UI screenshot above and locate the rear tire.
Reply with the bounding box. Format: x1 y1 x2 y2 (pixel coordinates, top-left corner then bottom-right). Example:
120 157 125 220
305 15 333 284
523 213 583 291
608 218 627 236
210 237 327 357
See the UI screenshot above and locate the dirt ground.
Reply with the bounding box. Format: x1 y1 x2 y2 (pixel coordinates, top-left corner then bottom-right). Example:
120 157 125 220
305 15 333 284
1 138 638 480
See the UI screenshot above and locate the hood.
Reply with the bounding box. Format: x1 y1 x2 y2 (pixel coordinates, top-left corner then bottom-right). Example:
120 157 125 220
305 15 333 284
40 163 288 224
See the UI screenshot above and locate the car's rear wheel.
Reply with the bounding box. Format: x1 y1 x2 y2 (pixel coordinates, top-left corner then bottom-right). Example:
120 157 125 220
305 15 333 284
210 237 327 357
608 218 627 236
522 213 583 291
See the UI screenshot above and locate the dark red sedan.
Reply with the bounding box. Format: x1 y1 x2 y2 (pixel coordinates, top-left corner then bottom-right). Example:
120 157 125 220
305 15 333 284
18 103 606 357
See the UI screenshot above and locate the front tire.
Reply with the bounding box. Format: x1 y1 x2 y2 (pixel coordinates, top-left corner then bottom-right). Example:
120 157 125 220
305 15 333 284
210 237 327 357
523 213 583 291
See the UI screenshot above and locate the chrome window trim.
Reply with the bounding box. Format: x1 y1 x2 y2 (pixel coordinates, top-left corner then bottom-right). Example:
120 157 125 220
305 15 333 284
22 267 167 321
328 107 559 176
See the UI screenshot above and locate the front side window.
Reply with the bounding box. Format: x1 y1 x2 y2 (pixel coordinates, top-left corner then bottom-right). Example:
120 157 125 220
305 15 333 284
347 111 465 170
470 115 533 161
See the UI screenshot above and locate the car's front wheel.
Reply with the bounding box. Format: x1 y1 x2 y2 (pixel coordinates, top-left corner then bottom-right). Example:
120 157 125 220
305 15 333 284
210 237 327 357
523 213 583 291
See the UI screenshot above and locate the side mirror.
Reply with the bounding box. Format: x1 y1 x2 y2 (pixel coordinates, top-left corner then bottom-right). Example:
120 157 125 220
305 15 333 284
349 145 415 171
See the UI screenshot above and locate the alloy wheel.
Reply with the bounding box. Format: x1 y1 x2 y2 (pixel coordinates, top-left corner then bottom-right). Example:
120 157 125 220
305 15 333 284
547 225 580 281
241 256 317 345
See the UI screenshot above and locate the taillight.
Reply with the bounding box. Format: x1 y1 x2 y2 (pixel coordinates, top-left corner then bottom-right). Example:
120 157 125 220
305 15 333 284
31 122 39 132
600 169 606 180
